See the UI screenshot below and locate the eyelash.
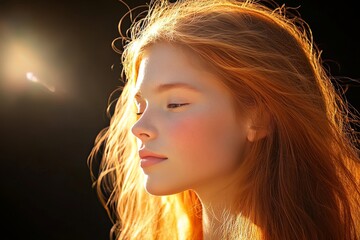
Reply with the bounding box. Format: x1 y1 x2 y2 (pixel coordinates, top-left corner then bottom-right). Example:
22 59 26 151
136 103 189 116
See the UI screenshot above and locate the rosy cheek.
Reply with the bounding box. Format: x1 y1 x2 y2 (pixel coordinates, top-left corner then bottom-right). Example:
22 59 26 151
167 112 220 163
169 115 205 141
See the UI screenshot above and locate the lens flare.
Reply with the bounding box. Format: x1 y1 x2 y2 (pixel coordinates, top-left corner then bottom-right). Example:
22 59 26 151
1 20 68 97
25 72 56 93
26 72 38 82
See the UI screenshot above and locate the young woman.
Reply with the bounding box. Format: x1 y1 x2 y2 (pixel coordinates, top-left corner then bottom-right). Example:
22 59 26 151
88 0 360 239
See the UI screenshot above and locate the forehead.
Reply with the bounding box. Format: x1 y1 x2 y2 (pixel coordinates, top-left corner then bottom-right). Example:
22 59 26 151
135 42 214 94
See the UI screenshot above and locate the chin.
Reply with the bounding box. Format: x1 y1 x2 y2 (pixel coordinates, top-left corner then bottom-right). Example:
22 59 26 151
144 179 185 196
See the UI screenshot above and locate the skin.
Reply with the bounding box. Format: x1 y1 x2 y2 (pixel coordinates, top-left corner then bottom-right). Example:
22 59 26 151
131 42 258 239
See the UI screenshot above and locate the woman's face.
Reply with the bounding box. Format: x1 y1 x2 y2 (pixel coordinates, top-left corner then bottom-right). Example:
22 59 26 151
131 42 251 196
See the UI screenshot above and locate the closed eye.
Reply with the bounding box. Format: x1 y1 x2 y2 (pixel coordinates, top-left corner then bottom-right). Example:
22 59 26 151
136 103 190 116
167 103 190 109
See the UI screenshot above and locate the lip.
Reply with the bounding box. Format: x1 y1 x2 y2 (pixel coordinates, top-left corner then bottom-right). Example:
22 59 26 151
140 157 167 168
139 150 168 168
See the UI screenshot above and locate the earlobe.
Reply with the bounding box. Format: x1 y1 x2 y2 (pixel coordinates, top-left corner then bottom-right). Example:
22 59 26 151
247 127 269 142
246 110 271 142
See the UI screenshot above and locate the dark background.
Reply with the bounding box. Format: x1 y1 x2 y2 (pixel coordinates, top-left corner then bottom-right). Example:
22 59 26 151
0 1 359 239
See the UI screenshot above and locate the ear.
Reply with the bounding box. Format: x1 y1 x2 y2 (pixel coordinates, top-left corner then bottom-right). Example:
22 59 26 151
246 109 272 142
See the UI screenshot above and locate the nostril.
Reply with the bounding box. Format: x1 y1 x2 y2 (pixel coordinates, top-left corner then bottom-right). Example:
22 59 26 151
130 115 157 141
130 120 143 137
140 132 151 138
131 123 153 141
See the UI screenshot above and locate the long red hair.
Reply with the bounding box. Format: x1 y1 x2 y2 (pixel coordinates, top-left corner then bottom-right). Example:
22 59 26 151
88 0 360 239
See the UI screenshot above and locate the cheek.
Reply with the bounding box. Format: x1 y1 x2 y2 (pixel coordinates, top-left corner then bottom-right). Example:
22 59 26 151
167 111 244 168
168 114 207 146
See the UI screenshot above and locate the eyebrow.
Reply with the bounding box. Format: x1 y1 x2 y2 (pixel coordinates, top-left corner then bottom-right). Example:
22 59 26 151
135 82 199 99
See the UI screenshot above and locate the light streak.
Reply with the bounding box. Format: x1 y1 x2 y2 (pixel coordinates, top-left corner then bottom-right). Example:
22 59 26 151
26 72 56 93
26 72 38 82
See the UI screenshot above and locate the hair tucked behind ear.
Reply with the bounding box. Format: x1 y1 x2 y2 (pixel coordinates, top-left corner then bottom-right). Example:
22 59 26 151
88 0 360 239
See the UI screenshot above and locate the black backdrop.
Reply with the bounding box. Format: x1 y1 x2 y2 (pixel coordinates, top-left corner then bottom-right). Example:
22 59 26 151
0 1 359 239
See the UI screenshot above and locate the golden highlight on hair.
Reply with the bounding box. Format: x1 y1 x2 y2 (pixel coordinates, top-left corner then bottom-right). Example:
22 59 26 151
88 0 360 239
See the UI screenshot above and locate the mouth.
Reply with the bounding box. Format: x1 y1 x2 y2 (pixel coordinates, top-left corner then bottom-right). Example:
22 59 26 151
140 156 168 168
139 149 168 168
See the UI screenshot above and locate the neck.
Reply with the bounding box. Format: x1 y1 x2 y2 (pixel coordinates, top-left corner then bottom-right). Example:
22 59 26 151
194 180 240 240
202 205 228 240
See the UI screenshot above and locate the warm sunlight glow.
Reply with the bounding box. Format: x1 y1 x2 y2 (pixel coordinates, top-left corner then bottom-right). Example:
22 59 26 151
0 21 68 97
26 71 56 93
26 72 38 82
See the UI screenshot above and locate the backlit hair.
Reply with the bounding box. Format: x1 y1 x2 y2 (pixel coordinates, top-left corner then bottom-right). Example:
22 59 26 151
88 0 360 239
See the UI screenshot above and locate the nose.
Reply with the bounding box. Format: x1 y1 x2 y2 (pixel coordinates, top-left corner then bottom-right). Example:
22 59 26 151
130 114 157 142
